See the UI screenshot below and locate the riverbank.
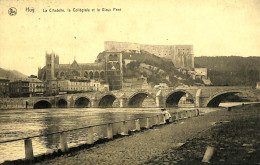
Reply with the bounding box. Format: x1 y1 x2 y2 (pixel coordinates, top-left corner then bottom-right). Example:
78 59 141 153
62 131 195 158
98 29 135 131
23 105 257 165
0 108 198 164
145 104 260 164
0 97 29 110
2 104 258 165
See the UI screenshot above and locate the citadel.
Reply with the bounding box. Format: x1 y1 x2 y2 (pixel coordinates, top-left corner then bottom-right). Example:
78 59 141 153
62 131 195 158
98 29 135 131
104 41 194 70
36 41 195 93
1 41 201 98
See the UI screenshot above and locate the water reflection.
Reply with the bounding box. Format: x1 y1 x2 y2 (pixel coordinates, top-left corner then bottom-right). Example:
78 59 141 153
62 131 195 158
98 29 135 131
41 111 62 149
0 102 253 163
0 107 164 163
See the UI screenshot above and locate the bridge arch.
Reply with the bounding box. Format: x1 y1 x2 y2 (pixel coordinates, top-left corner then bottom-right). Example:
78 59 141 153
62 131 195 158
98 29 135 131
165 90 194 107
34 100 52 109
128 92 156 108
206 90 244 107
57 99 68 108
75 97 90 108
98 94 118 108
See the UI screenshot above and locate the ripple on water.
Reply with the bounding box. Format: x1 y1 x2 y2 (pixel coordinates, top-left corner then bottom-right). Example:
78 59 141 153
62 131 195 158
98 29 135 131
0 107 186 163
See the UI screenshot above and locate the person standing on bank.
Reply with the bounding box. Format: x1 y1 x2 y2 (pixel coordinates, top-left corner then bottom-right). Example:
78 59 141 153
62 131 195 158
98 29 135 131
161 108 171 124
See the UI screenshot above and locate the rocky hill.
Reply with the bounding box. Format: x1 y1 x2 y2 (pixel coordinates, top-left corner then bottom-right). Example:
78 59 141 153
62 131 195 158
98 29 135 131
97 51 201 87
195 56 260 86
0 68 28 82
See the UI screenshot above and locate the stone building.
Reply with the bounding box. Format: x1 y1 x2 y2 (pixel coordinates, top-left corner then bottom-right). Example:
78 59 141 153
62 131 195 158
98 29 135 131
57 79 108 93
105 52 123 90
38 52 105 82
104 41 194 70
194 68 208 79
0 77 10 98
9 80 30 97
58 79 90 93
7 77 44 98
38 52 106 94
173 45 194 69
187 68 212 86
38 51 123 94
26 77 45 97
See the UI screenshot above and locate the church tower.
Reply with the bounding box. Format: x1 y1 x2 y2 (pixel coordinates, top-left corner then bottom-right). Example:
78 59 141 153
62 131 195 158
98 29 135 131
45 51 59 81
105 52 123 90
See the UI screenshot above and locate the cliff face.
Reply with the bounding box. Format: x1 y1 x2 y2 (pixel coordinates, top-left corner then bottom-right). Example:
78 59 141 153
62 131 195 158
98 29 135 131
195 56 260 86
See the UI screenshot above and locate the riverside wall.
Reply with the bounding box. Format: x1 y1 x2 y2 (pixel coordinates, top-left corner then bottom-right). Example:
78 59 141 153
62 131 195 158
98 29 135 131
0 97 30 109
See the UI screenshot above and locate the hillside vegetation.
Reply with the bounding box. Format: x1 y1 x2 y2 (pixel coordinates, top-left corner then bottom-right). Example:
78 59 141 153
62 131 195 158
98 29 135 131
195 56 260 86
97 51 200 87
0 68 28 82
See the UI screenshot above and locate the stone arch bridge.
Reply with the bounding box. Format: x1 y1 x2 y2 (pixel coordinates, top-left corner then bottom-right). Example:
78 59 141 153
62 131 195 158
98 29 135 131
29 86 259 109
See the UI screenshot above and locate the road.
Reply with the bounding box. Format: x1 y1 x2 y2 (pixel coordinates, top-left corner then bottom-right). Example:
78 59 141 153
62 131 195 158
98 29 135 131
33 107 248 165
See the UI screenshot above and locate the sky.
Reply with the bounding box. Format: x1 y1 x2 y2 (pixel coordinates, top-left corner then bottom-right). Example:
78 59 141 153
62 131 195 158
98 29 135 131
0 0 260 76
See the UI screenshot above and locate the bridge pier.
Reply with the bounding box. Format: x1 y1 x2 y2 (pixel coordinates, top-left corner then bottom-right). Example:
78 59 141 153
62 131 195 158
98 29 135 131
156 96 164 108
66 96 73 108
156 90 164 108
119 98 128 108
16 86 256 110
66 101 72 108
195 89 201 107
91 99 99 108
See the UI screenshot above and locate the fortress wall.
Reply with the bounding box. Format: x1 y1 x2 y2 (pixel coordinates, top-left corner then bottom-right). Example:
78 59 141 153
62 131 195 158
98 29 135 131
173 54 194 69
173 45 194 69
104 41 194 69
104 41 141 53
140 44 174 59
175 45 193 54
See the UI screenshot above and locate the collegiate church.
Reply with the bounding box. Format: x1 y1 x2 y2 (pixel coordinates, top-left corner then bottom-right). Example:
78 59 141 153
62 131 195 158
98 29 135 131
38 41 194 91
38 51 123 90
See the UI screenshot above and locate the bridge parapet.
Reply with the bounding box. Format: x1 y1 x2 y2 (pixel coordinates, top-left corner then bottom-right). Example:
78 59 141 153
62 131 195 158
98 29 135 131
2 86 257 110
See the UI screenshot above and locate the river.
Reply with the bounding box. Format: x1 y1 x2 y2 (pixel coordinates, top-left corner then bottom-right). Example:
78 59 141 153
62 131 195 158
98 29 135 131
0 107 194 163
0 102 252 163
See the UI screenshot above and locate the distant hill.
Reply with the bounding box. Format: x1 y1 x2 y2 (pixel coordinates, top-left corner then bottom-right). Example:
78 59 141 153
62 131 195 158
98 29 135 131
195 56 260 86
97 51 201 87
0 68 28 82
